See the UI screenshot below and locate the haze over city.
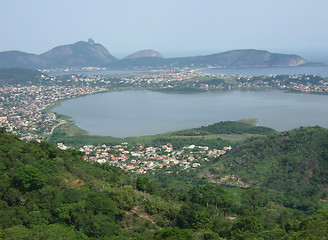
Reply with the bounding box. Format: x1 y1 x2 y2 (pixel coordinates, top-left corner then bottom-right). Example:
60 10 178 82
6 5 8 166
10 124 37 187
1 0 328 62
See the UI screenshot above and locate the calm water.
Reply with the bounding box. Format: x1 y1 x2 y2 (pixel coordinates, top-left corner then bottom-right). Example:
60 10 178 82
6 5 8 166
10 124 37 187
53 90 328 138
199 65 328 77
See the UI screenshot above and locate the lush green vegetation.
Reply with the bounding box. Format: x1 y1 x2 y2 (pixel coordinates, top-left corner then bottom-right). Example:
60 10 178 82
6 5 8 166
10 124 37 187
174 119 275 136
201 126 328 214
0 68 44 85
1 127 328 239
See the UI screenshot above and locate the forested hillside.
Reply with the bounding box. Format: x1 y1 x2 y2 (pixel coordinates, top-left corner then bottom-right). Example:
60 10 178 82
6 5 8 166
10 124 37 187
1 128 328 239
202 126 328 213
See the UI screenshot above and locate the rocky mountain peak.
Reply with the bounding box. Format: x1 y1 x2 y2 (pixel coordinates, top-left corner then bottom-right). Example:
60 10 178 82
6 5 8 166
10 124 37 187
88 38 95 45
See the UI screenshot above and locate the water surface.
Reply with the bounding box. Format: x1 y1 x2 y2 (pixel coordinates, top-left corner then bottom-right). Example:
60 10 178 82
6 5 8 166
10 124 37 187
53 90 328 138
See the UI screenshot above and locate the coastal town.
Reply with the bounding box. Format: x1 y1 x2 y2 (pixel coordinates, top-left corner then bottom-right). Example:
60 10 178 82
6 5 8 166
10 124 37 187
1 69 328 145
67 142 232 173
0 82 107 141
1 68 328 175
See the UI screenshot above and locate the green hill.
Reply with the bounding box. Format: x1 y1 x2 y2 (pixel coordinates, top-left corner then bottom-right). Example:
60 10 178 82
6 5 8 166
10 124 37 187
174 119 275 136
1 128 328 239
201 126 328 212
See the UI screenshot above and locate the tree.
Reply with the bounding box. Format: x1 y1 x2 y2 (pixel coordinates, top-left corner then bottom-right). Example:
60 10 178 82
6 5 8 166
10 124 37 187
241 188 264 211
153 227 193 240
300 209 328 239
13 166 46 192
136 176 154 193
231 216 264 239
24 211 48 227
113 186 136 210
199 184 234 215
3 188 23 206
176 203 212 230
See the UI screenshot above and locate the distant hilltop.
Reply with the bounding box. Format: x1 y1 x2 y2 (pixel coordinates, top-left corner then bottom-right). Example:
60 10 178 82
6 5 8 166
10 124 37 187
0 39 306 69
124 50 164 59
0 39 117 69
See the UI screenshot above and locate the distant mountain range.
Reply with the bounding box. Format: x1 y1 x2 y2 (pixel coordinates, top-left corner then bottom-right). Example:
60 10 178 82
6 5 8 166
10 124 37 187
0 39 306 69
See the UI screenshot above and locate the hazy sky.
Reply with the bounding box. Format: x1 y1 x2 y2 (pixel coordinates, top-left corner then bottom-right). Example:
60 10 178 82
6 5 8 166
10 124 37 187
1 0 328 60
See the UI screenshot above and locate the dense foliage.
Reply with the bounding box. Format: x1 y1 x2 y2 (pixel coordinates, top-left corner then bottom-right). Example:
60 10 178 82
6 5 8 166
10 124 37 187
175 120 275 136
204 126 328 214
1 129 328 239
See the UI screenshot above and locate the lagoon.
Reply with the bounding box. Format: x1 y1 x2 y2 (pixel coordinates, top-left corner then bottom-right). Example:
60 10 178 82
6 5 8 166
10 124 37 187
53 90 328 138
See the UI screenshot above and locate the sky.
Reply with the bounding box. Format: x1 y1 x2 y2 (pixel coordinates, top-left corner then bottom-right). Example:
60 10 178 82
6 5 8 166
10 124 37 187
1 0 328 61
